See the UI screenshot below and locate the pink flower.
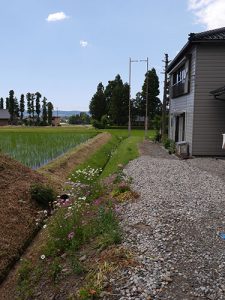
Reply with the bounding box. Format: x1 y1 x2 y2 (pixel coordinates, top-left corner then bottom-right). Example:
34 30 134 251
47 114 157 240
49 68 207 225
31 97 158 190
62 200 72 207
68 231 75 240
93 198 101 206
114 205 121 213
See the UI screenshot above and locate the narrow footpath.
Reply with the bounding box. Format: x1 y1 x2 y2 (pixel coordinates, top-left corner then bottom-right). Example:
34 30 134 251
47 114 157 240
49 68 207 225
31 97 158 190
108 141 225 300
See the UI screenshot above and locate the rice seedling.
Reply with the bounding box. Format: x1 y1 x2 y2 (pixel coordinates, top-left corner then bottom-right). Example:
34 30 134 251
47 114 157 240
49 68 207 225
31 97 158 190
0 131 96 169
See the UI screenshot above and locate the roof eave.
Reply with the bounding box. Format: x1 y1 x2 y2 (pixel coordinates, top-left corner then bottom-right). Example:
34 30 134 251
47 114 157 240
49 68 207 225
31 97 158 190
167 39 225 73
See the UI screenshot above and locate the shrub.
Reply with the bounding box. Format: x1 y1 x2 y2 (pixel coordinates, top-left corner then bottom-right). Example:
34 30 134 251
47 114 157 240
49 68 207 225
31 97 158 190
101 115 111 128
168 140 176 154
112 182 130 197
152 115 161 131
91 119 104 129
30 184 55 208
163 138 176 154
153 130 161 142
163 138 171 149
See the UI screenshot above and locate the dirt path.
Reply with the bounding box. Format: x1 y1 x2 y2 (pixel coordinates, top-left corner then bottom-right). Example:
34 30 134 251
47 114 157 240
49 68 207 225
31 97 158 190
108 142 225 299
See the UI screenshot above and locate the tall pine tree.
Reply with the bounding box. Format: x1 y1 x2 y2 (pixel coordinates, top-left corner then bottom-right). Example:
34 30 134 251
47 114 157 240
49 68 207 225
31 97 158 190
8 90 15 124
20 94 25 121
35 92 42 124
26 93 32 120
42 97 48 125
89 82 107 121
47 102 53 125
30 93 35 123
106 75 129 126
14 97 19 120
141 68 162 125
0 98 4 109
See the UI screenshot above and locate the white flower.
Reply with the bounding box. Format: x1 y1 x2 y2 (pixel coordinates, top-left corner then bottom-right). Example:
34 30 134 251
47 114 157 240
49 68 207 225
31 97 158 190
43 225 47 229
43 210 48 215
40 254 45 260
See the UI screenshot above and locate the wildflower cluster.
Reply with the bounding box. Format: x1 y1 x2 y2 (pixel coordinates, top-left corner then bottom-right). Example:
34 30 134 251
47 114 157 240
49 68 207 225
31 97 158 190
70 166 102 183
35 209 48 227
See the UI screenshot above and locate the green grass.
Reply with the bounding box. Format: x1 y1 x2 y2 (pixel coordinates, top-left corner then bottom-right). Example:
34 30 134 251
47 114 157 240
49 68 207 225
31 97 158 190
102 128 155 138
0 127 97 169
100 136 142 178
70 135 122 183
71 128 155 182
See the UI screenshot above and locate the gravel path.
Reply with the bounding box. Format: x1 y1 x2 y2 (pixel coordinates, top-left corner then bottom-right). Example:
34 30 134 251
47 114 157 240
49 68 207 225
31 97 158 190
109 143 225 300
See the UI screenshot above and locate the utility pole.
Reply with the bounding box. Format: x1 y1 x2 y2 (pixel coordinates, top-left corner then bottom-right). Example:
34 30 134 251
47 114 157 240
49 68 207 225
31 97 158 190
128 58 138 137
162 53 169 139
140 58 149 139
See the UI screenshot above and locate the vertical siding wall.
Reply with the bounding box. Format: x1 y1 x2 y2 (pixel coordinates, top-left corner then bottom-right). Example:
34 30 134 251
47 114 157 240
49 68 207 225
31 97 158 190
169 46 197 154
193 44 225 155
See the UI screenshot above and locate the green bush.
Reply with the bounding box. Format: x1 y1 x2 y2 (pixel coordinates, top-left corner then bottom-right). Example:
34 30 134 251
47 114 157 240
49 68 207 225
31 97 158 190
163 138 171 149
153 130 161 142
91 119 104 129
101 115 111 128
163 137 176 154
152 115 161 131
30 184 55 208
169 140 176 154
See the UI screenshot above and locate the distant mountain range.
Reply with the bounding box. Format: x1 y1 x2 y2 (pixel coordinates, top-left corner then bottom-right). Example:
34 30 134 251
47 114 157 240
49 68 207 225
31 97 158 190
53 110 89 117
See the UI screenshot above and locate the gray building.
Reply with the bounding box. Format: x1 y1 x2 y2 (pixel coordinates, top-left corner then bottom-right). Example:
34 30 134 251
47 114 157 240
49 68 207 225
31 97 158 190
167 27 225 156
0 109 10 126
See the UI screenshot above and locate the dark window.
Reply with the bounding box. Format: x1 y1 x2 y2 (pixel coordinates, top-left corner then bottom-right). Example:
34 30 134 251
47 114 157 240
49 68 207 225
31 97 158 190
171 60 190 98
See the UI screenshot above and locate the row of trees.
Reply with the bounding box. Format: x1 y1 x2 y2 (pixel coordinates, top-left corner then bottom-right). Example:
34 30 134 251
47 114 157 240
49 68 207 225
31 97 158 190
89 69 162 127
0 91 54 125
68 112 90 125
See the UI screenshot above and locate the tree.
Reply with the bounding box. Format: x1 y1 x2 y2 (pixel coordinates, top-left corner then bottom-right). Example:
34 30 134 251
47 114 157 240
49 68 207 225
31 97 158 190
79 112 90 124
132 92 144 119
14 97 19 119
68 113 90 125
47 102 54 125
42 97 48 125
104 76 121 113
8 90 15 123
26 93 32 120
30 93 35 123
106 75 129 126
19 94 25 121
141 68 162 126
89 82 107 121
6 97 9 109
68 115 79 125
35 92 42 124
0 98 3 109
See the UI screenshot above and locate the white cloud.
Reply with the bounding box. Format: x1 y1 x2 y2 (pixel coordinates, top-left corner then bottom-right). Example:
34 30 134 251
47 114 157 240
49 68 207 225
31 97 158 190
188 0 225 29
80 40 88 48
46 12 69 22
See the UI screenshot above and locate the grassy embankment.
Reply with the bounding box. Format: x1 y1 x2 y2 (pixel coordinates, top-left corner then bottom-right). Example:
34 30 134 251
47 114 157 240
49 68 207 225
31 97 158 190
72 128 155 180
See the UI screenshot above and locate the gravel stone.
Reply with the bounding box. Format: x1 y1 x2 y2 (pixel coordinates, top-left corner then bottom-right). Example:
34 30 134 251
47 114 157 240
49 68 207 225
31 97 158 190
108 142 225 299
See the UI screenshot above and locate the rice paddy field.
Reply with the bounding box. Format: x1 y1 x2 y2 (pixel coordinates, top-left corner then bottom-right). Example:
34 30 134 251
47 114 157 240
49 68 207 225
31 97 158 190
0 127 97 169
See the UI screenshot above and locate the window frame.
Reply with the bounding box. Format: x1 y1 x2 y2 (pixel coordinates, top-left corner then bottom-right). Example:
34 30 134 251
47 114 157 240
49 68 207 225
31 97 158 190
170 57 191 98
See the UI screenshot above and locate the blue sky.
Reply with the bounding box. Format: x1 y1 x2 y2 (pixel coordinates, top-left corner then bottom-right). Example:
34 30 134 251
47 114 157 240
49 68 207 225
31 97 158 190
0 0 224 111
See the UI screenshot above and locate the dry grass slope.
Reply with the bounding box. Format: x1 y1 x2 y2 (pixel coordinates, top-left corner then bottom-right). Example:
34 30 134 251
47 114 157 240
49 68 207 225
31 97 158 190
0 154 47 283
